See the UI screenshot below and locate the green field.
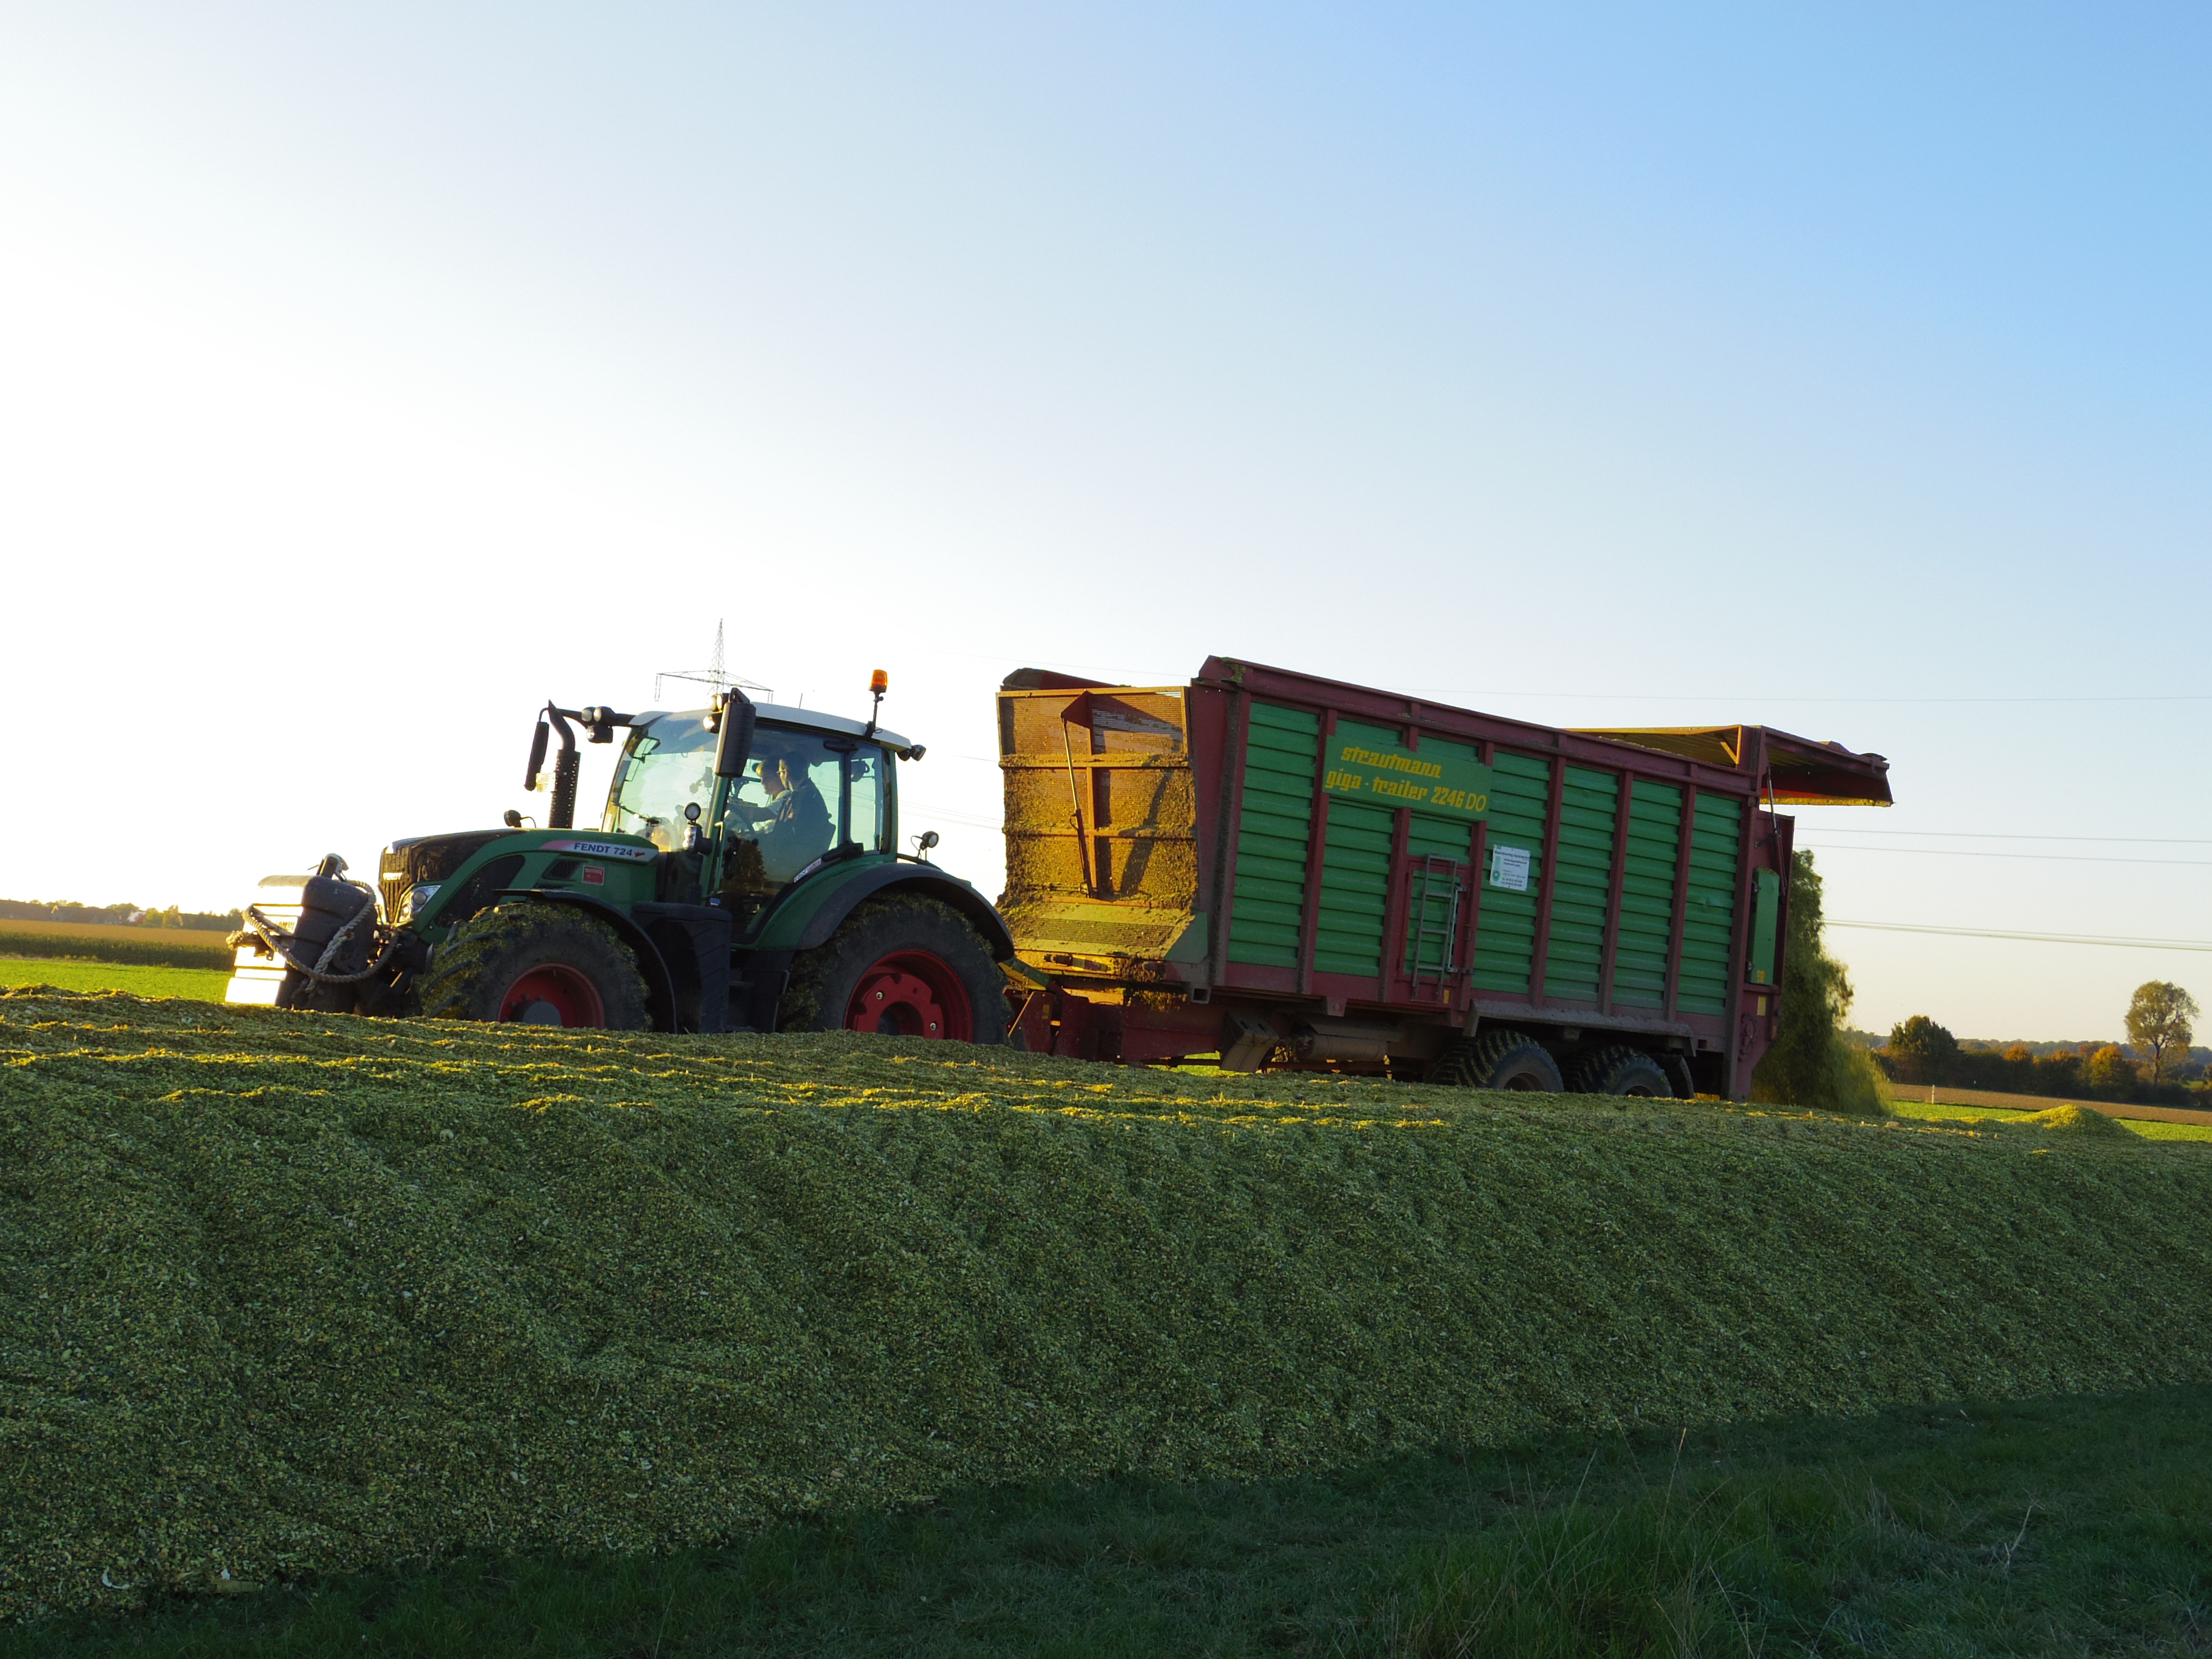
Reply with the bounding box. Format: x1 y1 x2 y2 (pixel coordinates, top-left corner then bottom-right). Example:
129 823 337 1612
8 1384 2206 1656
0 920 233 970
7 988 2212 1644
0 958 232 999
1888 1094 2212 1143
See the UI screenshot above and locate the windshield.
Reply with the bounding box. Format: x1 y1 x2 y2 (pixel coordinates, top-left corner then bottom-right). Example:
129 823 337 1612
603 717 718 849
717 726 890 900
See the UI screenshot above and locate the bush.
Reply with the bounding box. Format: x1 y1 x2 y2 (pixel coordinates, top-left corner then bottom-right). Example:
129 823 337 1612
1750 851 1886 1115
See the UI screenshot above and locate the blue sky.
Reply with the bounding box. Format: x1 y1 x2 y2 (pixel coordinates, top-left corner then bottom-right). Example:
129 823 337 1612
2 3 2205 1038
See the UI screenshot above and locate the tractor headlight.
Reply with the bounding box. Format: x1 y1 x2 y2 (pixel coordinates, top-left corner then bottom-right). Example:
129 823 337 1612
404 883 442 921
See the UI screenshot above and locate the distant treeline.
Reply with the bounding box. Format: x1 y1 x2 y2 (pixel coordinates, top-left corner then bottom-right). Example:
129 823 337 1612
0 899 242 932
1844 1029 2212 1068
1876 1009 2208 1109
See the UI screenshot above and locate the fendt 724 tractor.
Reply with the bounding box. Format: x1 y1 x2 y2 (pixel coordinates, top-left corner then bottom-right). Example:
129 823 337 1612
226 676 1013 1041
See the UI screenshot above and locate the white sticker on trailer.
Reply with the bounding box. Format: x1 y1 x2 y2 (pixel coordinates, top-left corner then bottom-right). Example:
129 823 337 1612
1489 845 1531 891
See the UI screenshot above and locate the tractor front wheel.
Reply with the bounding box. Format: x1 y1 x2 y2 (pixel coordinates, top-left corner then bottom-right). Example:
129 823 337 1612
417 902 651 1030
781 894 1007 1045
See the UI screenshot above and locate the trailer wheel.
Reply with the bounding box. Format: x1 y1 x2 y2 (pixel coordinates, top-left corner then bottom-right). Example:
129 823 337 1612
1427 1029 1564 1092
781 893 1008 1045
417 902 651 1030
1574 1045 1676 1098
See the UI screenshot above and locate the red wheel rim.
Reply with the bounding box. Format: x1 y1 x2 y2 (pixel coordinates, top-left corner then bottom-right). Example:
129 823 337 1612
844 950 973 1040
498 964 606 1027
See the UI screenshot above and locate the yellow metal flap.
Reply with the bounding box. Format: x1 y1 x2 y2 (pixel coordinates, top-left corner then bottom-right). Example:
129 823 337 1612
1572 725 1893 807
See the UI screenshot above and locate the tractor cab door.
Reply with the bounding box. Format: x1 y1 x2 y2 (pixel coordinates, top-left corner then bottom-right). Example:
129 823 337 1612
712 727 893 928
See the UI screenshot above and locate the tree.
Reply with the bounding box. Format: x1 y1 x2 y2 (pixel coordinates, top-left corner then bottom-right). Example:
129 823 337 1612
1886 1015 1960 1086
2125 981 2199 1085
2087 1044 2138 1095
1750 849 1887 1114
2032 1048 2083 1094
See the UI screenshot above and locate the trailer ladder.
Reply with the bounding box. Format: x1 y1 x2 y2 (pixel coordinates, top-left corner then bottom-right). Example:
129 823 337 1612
1404 855 1466 989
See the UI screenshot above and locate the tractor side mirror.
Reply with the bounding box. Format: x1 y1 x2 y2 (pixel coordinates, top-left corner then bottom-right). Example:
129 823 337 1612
714 689 757 779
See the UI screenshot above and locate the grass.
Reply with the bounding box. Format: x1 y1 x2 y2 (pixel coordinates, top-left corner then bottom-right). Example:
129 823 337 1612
0 958 231 999
0 921 232 970
1888 1094 2212 1143
9 1383 2208 1656
8 988 2212 1629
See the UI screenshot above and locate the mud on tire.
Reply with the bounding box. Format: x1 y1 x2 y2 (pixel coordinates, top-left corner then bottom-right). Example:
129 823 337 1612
416 902 651 1030
1426 1028 1564 1092
780 893 1008 1045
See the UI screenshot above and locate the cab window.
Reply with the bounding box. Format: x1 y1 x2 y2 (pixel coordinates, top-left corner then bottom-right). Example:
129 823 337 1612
717 730 891 903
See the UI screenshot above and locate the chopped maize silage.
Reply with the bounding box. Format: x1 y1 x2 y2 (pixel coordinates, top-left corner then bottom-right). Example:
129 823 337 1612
6 988 2212 1619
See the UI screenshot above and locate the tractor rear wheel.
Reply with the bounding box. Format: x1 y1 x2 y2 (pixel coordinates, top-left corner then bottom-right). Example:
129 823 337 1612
418 902 651 1030
780 894 1007 1044
1426 1029 1564 1092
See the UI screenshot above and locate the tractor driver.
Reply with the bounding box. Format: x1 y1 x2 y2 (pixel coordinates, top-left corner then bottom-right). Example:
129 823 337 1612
730 745 833 884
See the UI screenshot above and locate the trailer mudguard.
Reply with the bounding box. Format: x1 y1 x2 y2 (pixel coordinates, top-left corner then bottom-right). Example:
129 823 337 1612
752 858 1015 959
496 886 680 1032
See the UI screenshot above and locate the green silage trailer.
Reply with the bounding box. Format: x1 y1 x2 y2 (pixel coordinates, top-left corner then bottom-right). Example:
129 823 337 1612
997 656 1891 1098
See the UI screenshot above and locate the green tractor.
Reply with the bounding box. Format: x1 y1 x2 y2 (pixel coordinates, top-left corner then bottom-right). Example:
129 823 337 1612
226 675 1013 1041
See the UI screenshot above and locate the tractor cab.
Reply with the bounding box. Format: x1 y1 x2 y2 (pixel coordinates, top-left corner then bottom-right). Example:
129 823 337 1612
601 705 915 929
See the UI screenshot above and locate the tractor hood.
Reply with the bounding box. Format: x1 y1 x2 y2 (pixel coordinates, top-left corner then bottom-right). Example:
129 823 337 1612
380 830 517 893
377 827 661 928
378 830 524 922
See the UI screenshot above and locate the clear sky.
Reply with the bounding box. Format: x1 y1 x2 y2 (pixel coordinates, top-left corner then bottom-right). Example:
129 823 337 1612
3 3 2205 1042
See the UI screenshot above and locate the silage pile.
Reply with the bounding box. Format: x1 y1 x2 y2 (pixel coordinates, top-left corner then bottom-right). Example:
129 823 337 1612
6 986 2212 1618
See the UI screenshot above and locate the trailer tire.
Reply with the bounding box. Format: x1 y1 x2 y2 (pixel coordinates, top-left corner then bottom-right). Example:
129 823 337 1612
1427 1029 1564 1092
780 893 1008 1045
416 902 651 1030
1574 1045 1676 1098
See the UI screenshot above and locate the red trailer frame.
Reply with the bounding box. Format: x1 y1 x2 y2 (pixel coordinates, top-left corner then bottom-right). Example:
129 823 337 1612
998 657 1889 1098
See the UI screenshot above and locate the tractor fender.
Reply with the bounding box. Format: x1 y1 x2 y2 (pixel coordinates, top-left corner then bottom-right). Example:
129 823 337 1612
785 864 1016 959
495 887 679 1032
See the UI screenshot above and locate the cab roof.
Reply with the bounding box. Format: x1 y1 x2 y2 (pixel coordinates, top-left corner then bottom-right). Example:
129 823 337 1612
645 704 915 755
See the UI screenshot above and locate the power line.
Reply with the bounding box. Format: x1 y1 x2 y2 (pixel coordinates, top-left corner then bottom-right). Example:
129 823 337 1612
901 801 1001 830
872 648 2208 711
1804 827 2212 846
1829 920 2212 952
1400 688 2210 706
1801 842 2212 869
